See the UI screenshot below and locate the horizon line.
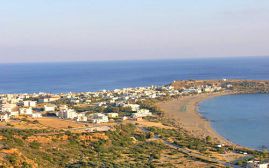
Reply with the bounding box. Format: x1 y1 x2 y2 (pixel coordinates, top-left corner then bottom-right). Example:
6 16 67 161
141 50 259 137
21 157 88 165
0 55 268 64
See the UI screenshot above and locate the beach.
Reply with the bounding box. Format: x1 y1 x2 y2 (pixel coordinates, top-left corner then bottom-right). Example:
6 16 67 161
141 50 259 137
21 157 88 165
157 92 234 145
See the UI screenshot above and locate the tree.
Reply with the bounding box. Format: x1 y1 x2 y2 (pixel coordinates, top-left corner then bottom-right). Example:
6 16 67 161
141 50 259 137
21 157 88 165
205 136 212 143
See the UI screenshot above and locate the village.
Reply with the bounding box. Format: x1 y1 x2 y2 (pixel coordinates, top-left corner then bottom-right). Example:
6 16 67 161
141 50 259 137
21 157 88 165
0 81 226 125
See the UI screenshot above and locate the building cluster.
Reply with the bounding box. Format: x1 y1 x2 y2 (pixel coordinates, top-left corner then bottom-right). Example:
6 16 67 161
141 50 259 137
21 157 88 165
181 85 222 94
246 160 269 168
0 83 224 123
0 94 43 121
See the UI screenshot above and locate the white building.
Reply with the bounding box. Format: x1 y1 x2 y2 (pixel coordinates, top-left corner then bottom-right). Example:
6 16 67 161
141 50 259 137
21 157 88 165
0 113 10 122
76 113 87 122
9 111 19 117
226 84 233 88
124 104 140 111
132 109 152 118
204 87 214 92
59 105 68 111
247 161 269 168
44 104 56 112
1 103 17 113
182 88 200 94
214 87 222 91
107 113 119 118
70 99 80 104
31 113 42 118
39 98 50 103
86 126 111 132
23 101 37 107
38 96 60 103
122 116 128 120
19 107 33 115
57 109 78 119
89 113 109 124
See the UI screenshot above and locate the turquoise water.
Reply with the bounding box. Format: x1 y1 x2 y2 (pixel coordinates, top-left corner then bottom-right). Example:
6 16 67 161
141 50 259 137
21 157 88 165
199 94 269 150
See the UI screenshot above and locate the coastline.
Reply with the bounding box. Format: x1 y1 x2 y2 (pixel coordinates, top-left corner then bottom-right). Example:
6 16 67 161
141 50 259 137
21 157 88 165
157 91 235 145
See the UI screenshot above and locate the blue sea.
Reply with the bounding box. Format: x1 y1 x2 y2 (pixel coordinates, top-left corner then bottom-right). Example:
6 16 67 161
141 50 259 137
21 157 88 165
0 56 269 149
0 56 269 93
199 94 269 150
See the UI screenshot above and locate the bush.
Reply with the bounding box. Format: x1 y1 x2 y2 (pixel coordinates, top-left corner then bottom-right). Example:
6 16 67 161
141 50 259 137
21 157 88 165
32 120 39 124
205 136 212 143
5 155 17 164
6 123 14 127
146 132 155 139
151 153 161 159
22 162 32 168
29 141 41 149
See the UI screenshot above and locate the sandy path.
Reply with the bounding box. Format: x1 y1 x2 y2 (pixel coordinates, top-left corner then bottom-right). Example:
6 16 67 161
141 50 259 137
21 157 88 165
157 92 233 145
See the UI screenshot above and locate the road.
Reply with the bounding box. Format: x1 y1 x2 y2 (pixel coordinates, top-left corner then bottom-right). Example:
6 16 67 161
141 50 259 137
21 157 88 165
141 127 251 168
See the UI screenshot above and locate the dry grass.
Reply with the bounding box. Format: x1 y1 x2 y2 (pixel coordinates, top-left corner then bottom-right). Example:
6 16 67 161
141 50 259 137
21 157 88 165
0 119 46 130
124 120 175 129
28 117 87 129
159 149 213 168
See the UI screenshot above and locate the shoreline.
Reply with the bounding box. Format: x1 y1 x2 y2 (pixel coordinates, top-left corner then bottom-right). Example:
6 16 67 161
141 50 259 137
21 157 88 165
157 91 236 146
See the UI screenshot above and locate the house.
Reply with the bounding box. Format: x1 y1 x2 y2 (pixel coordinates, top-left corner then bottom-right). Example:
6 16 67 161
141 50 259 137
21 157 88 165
70 98 80 104
97 102 106 107
9 111 19 117
214 86 222 91
38 98 50 103
137 109 150 113
182 88 199 94
88 113 109 124
38 96 60 103
122 116 128 121
246 161 269 168
0 113 10 122
1 103 17 113
107 113 118 118
31 113 42 118
76 113 87 122
115 102 125 107
23 101 37 107
216 144 222 148
203 87 214 92
226 84 233 88
59 105 68 111
132 109 152 118
57 109 78 119
44 104 56 112
124 104 140 111
86 126 111 132
19 107 33 115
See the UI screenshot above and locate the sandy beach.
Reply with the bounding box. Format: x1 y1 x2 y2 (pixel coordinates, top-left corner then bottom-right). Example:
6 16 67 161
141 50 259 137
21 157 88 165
157 92 234 145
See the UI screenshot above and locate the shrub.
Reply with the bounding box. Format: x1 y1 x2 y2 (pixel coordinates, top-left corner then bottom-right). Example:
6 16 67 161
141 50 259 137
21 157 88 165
29 141 41 149
32 120 39 124
21 162 32 168
5 155 17 164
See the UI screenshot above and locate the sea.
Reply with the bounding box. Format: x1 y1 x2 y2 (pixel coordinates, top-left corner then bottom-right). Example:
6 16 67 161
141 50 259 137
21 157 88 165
0 56 269 94
0 56 269 149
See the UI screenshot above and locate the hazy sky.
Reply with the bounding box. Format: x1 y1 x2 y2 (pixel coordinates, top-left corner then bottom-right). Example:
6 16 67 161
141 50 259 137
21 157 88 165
0 0 269 63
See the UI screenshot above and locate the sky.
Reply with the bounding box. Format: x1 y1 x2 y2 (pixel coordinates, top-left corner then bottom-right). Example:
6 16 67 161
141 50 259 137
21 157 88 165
0 0 269 63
